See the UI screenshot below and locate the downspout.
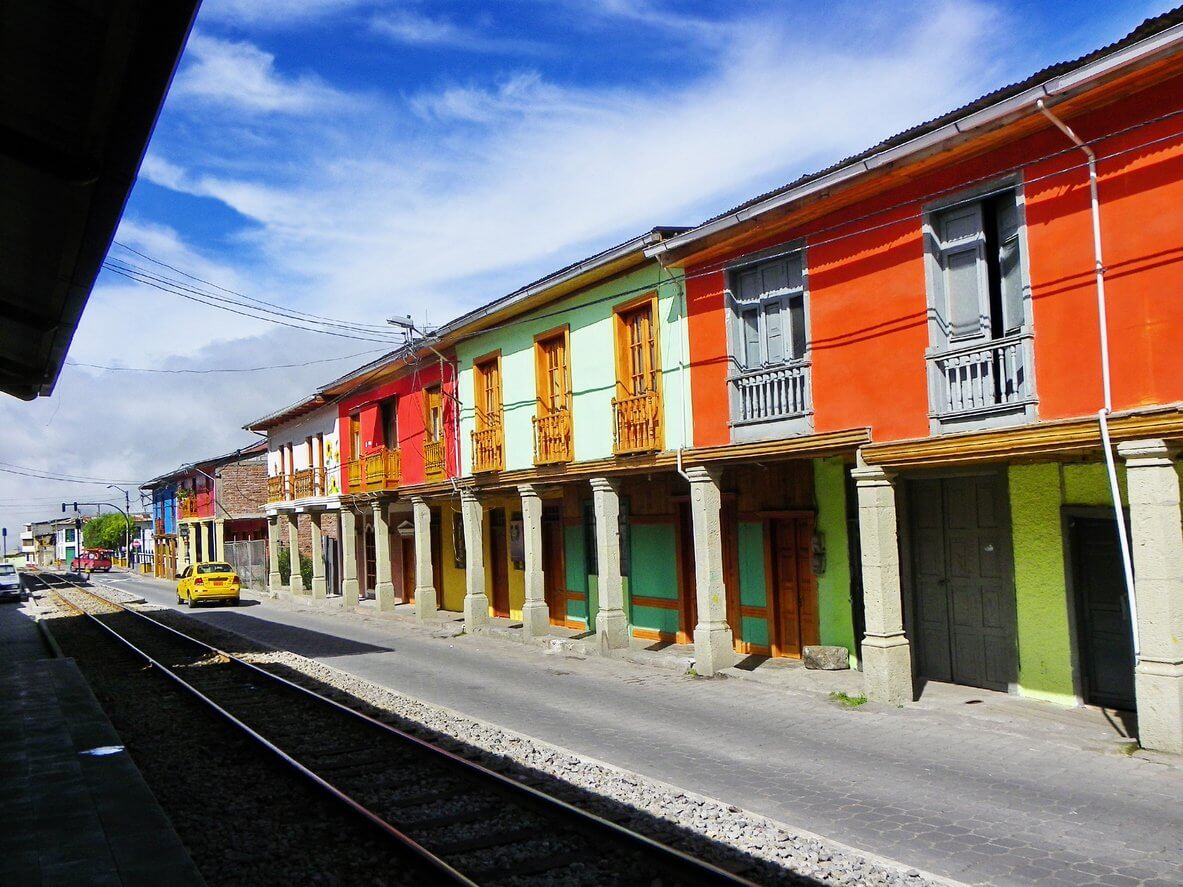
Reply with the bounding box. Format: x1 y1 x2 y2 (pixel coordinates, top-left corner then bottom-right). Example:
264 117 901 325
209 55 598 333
1037 99 1139 655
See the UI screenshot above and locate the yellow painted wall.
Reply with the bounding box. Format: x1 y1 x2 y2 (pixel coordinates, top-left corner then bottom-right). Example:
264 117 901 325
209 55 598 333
438 503 467 612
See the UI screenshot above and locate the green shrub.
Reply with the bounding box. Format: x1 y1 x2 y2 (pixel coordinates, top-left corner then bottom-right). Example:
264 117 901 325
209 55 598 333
277 546 313 587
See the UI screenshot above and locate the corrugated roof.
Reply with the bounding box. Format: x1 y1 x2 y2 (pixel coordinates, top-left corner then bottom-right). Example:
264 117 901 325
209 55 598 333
696 5 1183 228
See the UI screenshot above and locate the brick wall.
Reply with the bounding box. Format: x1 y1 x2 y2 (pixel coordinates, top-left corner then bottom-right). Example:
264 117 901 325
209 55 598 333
216 455 267 518
276 512 339 558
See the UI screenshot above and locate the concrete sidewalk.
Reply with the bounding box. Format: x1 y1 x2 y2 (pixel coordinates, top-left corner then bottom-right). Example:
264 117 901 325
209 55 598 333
0 597 203 886
116 570 1182 886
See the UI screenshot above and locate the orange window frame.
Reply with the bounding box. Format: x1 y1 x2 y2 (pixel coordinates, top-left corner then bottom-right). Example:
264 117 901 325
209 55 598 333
612 293 661 400
423 386 443 442
534 326 571 416
472 351 503 431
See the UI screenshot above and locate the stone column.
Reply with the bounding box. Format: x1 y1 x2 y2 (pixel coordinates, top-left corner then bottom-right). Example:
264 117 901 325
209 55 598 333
687 467 734 675
214 519 226 562
188 523 199 565
340 507 360 608
461 489 490 631
372 501 396 611
287 512 304 594
266 515 281 596
590 477 628 652
411 497 437 621
177 526 190 574
518 484 550 638
851 453 913 705
308 511 327 599
1117 439 1183 754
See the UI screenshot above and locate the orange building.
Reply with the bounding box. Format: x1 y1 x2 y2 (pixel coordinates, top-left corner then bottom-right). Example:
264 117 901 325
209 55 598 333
649 10 1183 752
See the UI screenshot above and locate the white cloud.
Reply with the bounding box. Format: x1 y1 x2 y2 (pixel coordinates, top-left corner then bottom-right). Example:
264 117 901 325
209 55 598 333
200 0 379 27
173 33 352 114
370 10 546 54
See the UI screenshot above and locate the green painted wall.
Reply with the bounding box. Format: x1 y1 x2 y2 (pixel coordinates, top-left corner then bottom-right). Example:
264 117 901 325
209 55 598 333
456 265 689 474
815 458 857 664
741 616 770 648
1005 460 1152 706
628 522 679 634
563 524 587 624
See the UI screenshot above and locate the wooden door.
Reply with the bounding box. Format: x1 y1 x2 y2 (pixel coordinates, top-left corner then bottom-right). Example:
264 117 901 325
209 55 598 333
909 475 1017 692
1071 517 1136 710
676 500 697 645
542 507 566 625
400 536 415 605
771 516 818 658
362 518 376 599
489 508 510 617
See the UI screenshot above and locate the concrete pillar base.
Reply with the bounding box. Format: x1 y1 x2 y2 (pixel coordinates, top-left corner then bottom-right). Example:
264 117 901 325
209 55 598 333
862 634 914 705
521 600 550 639
376 582 396 612
1135 659 1183 754
414 587 438 621
342 579 360 608
267 571 283 598
310 578 327 599
693 623 736 676
464 592 490 632
596 608 628 653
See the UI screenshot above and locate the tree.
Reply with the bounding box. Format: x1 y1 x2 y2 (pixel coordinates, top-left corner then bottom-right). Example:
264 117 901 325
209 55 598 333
82 513 132 551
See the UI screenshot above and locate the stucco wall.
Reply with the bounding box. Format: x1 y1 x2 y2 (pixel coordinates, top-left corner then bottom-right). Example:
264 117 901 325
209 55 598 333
456 265 689 474
814 457 856 663
267 404 341 494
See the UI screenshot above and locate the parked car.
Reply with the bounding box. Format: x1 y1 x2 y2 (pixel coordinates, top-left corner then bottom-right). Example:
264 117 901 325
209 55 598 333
0 564 25 602
176 562 241 607
71 549 112 573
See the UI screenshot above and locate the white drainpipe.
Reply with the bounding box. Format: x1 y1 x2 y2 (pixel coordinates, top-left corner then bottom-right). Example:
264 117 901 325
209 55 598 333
1037 98 1139 655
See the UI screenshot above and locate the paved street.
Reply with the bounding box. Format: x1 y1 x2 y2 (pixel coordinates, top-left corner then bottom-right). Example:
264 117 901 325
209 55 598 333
97 572 1182 886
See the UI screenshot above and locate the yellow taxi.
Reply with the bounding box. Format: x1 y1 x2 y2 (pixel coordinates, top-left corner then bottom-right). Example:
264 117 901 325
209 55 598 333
177 561 241 607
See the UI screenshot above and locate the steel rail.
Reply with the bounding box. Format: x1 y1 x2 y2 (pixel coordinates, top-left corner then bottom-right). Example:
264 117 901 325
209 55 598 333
34 573 475 886
37 572 753 886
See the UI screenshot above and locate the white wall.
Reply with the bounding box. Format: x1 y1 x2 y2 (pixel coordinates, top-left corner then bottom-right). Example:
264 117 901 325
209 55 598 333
267 405 340 476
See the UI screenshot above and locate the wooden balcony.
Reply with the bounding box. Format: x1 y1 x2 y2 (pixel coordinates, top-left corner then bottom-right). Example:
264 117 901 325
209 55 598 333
345 449 400 493
178 497 199 519
267 475 287 502
292 468 313 499
612 390 662 455
154 518 166 535
928 332 1036 420
424 439 446 479
471 424 504 473
533 410 572 465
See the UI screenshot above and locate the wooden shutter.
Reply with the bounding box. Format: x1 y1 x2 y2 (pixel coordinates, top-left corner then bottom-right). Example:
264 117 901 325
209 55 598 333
996 195 1024 334
537 333 569 415
938 203 988 339
764 300 785 364
741 308 761 367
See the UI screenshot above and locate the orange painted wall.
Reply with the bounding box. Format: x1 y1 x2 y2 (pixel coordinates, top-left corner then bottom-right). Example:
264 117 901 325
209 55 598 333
685 71 1183 445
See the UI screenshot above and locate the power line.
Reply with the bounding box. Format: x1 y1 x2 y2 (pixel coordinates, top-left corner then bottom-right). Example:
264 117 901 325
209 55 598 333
0 463 141 485
66 348 387 375
110 241 399 332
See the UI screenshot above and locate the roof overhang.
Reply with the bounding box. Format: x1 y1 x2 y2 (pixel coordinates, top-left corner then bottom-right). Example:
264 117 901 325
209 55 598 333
0 0 200 399
646 21 1183 264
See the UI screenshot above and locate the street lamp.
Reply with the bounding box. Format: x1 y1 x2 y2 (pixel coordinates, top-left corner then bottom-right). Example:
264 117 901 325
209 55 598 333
107 484 131 568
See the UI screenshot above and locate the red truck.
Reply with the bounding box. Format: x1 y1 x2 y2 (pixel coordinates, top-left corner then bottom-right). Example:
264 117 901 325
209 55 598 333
71 549 113 573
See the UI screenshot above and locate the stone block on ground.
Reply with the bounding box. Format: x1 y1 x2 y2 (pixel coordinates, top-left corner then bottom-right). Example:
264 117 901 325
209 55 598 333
803 645 850 670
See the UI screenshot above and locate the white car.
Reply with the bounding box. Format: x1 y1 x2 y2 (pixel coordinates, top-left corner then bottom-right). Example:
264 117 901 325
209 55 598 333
0 564 24 602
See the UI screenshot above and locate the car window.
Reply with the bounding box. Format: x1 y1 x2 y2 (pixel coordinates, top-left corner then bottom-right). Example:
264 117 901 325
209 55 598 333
0 564 15 576
197 562 234 574
180 566 191 578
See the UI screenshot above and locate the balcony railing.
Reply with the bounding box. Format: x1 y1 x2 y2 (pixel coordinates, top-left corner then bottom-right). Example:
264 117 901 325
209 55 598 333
612 390 662 455
730 361 811 424
472 422 505 473
178 497 199 519
533 410 573 465
154 518 166 535
344 449 401 493
424 439 446 479
292 468 313 499
267 475 287 502
929 332 1035 419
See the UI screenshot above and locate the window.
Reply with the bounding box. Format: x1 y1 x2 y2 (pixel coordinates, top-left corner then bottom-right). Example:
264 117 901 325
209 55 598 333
616 302 657 397
349 414 361 457
379 398 398 450
473 356 501 430
65 528 75 542
930 189 1025 341
729 250 807 370
535 330 570 416
425 387 443 441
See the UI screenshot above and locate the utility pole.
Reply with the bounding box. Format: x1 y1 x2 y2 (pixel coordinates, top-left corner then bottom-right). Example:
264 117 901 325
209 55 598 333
107 485 132 569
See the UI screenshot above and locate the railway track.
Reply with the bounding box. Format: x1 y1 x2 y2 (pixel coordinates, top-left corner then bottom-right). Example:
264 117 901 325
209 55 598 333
30 572 754 886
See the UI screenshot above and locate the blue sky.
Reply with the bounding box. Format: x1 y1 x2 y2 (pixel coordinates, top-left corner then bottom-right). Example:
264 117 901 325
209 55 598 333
0 0 1174 530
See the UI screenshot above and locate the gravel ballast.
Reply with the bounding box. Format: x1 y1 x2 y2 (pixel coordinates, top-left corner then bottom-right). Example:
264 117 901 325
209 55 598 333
126 599 953 887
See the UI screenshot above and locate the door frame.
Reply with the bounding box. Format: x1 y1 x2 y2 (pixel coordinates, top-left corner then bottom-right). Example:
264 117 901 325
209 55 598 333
899 466 1019 692
1061 505 1132 708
